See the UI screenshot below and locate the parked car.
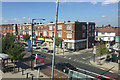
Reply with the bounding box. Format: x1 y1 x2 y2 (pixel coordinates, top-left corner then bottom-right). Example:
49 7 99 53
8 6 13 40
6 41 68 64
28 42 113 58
41 48 49 53
22 43 28 47
32 44 40 49
95 75 119 80
55 63 77 73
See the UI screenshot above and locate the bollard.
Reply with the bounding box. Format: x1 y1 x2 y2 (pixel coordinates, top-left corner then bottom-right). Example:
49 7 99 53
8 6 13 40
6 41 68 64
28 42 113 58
18 67 19 72
26 72 29 79
31 75 33 80
22 69 24 75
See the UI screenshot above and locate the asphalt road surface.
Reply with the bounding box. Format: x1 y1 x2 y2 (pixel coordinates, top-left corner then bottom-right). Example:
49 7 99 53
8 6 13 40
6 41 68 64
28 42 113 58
24 49 120 79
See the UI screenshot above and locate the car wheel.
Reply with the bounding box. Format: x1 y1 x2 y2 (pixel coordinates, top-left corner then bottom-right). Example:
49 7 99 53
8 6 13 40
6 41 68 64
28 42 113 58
63 69 66 73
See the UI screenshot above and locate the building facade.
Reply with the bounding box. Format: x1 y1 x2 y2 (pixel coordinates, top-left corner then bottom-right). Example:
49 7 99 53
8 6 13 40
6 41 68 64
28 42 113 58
0 21 95 51
95 25 116 42
115 27 120 49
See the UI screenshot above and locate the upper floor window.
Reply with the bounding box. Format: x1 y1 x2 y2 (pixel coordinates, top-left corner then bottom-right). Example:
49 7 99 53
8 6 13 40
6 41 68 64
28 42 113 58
82 25 86 30
66 33 72 38
49 32 53 37
29 26 31 29
92 25 94 30
23 26 25 30
49 26 53 30
58 32 62 37
67 25 72 30
58 25 62 30
82 33 85 38
89 25 91 31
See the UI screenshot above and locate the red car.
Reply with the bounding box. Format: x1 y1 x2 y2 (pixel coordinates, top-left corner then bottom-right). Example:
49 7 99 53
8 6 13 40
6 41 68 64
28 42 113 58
95 75 120 80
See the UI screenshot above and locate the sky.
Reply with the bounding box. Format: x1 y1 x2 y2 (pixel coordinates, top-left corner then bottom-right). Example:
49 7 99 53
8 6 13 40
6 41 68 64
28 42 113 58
1 0 119 27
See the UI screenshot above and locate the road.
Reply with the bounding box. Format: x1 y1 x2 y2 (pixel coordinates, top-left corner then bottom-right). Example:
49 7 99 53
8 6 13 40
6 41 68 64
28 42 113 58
24 48 119 79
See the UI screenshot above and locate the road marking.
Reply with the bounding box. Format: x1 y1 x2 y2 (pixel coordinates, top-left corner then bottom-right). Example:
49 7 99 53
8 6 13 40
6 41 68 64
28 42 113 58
100 68 105 70
68 57 71 59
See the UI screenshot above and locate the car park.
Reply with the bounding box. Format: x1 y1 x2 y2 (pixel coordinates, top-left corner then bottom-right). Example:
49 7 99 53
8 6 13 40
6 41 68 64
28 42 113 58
41 48 49 53
55 63 77 73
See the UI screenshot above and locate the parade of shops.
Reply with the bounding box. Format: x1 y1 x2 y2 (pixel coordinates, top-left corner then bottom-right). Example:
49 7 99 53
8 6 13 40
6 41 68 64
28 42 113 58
0 21 95 51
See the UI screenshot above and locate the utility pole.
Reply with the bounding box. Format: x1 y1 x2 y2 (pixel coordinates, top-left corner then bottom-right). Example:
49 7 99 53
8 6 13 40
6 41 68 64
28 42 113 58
86 22 89 49
51 0 59 80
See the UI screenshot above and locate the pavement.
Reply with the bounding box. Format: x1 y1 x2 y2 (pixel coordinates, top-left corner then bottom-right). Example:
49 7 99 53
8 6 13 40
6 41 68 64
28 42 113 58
1 60 49 80
1 42 120 79
90 55 119 74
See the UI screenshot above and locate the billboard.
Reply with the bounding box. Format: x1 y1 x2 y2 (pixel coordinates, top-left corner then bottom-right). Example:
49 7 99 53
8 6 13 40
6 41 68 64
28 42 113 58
34 57 45 67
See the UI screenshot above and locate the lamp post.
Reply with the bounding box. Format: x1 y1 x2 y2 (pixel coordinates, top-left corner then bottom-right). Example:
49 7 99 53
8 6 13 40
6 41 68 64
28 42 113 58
31 18 45 70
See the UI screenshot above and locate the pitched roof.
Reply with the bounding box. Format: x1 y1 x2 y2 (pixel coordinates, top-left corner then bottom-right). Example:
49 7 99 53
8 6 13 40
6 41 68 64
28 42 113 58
95 25 116 32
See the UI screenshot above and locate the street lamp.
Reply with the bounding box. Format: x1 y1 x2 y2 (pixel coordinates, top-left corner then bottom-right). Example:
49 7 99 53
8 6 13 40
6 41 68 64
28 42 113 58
31 18 45 70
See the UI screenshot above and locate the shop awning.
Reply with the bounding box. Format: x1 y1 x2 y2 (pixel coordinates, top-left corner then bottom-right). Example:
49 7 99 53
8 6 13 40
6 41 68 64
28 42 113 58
36 40 44 43
38 38 44 40
0 53 11 60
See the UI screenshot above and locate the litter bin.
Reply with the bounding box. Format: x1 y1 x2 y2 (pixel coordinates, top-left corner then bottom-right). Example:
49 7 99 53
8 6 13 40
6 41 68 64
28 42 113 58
111 53 117 62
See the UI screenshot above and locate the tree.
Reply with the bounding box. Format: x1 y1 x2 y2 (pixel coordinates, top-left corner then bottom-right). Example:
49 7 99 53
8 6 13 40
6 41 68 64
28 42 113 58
2 33 16 54
23 33 30 42
55 37 62 47
97 41 109 64
2 33 25 72
55 37 62 54
6 42 25 72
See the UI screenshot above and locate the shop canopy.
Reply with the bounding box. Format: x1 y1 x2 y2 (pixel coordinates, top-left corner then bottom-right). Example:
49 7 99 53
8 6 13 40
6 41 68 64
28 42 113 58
0 53 11 60
35 40 44 43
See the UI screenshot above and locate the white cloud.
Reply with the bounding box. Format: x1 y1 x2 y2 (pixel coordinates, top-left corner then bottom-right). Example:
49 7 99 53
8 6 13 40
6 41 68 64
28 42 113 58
22 17 26 19
102 0 119 5
91 1 97 5
101 15 107 18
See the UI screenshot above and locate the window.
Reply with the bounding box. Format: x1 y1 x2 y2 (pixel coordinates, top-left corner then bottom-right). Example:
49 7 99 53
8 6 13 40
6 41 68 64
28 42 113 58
67 33 72 38
35 31 38 36
29 26 31 29
101 32 105 34
58 32 62 37
92 33 94 37
89 25 91 31
107 32 111 34
82 25 86 30
82 33 85 38
67 25 72 30
92 25 94 29
23 31 25 34
49 32 53 37
43 31 47 36
116 36 119 42
89 33 91 37
19 26 21 30
58 25 62 30
108 37 110 40
49 26 53 30
13 26 15 30
29 31 31 35
23 26 25 30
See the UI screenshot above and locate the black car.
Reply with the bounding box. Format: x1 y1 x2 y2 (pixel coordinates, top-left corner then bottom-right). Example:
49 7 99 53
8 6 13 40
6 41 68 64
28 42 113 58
22 43 28 47
55 63 77 73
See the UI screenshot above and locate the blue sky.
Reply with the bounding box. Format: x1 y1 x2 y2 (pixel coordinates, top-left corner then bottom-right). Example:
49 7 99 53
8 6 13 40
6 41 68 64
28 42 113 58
2 2 118 27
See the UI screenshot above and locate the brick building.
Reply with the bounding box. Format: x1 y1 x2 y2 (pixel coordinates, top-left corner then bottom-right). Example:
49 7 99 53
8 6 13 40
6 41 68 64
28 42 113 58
0 21 95 50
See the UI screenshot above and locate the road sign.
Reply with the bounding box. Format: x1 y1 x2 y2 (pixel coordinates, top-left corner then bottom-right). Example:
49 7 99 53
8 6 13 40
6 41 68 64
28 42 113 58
28 40 32 52
34 57 45 67
62 41 64 48
93 46 96 54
